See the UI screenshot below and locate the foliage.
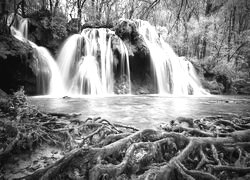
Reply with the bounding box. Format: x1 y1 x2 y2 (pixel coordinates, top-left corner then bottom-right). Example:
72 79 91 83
2 0 250 93
61 0 250 90
66 18 79 34
9 87 28 113
165 0 250 82
0 88 72 157
40 12 68 40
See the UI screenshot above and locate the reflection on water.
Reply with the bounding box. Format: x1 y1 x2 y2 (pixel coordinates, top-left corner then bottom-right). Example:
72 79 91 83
29 95 250 129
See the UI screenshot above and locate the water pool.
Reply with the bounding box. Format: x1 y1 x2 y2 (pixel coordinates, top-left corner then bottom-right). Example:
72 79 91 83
29 95 250 129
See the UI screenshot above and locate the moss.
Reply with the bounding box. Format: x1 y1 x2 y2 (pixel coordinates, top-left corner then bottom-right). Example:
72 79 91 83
0 34 36 95
0 34 33 62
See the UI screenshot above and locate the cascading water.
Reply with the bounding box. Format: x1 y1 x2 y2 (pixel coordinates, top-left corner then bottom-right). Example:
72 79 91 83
57 28 131 95
31 43 65 95
18 18 28 39
70 56 103 95
10 18 64 96
135 20 208 95
10 14 206 96
118 39 131 93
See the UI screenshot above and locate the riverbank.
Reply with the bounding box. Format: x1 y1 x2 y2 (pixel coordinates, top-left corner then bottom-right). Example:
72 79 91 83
1 90 250 179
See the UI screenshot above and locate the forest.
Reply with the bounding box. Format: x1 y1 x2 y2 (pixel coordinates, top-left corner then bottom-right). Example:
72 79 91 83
1 0 250 94
1 0 250 180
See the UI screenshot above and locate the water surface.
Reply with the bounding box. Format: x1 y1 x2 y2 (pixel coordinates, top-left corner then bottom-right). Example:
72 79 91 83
29 95 250 129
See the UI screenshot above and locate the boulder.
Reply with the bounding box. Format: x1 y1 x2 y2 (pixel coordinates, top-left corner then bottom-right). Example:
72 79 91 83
0 89 8 97
0 34 37 95
232 79 250 95
201 79 224 94
28 9 67 55
0 89 8 104
114 19 155 94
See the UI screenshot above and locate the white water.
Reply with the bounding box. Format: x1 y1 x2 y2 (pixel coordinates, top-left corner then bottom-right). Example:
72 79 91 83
136 20 208 95
11 18 64 96
18 18 28 39
10 16 207 96
70 56 102 94
119 39 132 93
57 34 82 90
31 43 65 95
57 28 131 95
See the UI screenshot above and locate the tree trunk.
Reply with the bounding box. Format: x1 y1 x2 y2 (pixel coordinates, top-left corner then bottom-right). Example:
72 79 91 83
227 10 232 62
91 0 95 21
49 0 53 14
21 0 25 17
53 0 59 16
77 0 82 32
96 0 103 22
0 16 10 34
0 0 10 35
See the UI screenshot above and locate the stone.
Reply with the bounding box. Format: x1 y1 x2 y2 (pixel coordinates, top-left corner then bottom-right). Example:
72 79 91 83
201 80 224 94
232 79 250 95
0 34 37 95
114 19 155 94
0 89 7 97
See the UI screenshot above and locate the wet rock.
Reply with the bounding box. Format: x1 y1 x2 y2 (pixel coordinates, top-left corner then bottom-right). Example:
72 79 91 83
196 62 233 94
28 9 68 55
216 74 232 93
0 35 37 95
0 89 8 97
201 80 224 94
176 117 194 128
114 19 155 94
232 78 250 95
135 87 150 95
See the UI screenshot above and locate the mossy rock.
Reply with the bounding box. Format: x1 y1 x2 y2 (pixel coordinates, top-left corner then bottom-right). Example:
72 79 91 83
0 35 33 61
114 20 154 93
0 34 37 95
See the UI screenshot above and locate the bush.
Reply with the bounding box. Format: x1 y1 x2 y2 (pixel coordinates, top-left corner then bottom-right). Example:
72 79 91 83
41 12 68 40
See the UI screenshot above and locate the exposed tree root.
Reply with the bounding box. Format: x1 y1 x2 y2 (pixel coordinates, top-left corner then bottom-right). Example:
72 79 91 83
1 90 250 179
20 125 250 180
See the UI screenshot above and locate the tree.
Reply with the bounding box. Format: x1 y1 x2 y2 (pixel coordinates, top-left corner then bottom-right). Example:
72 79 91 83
48 0 60 16
0 0 22 34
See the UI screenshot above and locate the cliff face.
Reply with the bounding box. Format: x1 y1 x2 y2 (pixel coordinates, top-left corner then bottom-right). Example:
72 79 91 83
0 35 37 95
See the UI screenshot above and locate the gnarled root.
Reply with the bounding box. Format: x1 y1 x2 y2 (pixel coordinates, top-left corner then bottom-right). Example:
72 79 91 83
1 93 250 180
21 114 250 180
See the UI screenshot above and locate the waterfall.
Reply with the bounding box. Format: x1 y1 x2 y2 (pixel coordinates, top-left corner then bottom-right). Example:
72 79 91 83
70 56 102 95
57 28 131 95
119 39 132 94
18 18 28 39
135 20 208 95
11 18 65 96
10 15 206 96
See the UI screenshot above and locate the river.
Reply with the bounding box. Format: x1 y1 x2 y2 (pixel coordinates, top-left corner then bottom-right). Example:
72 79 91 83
29 95 250 129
